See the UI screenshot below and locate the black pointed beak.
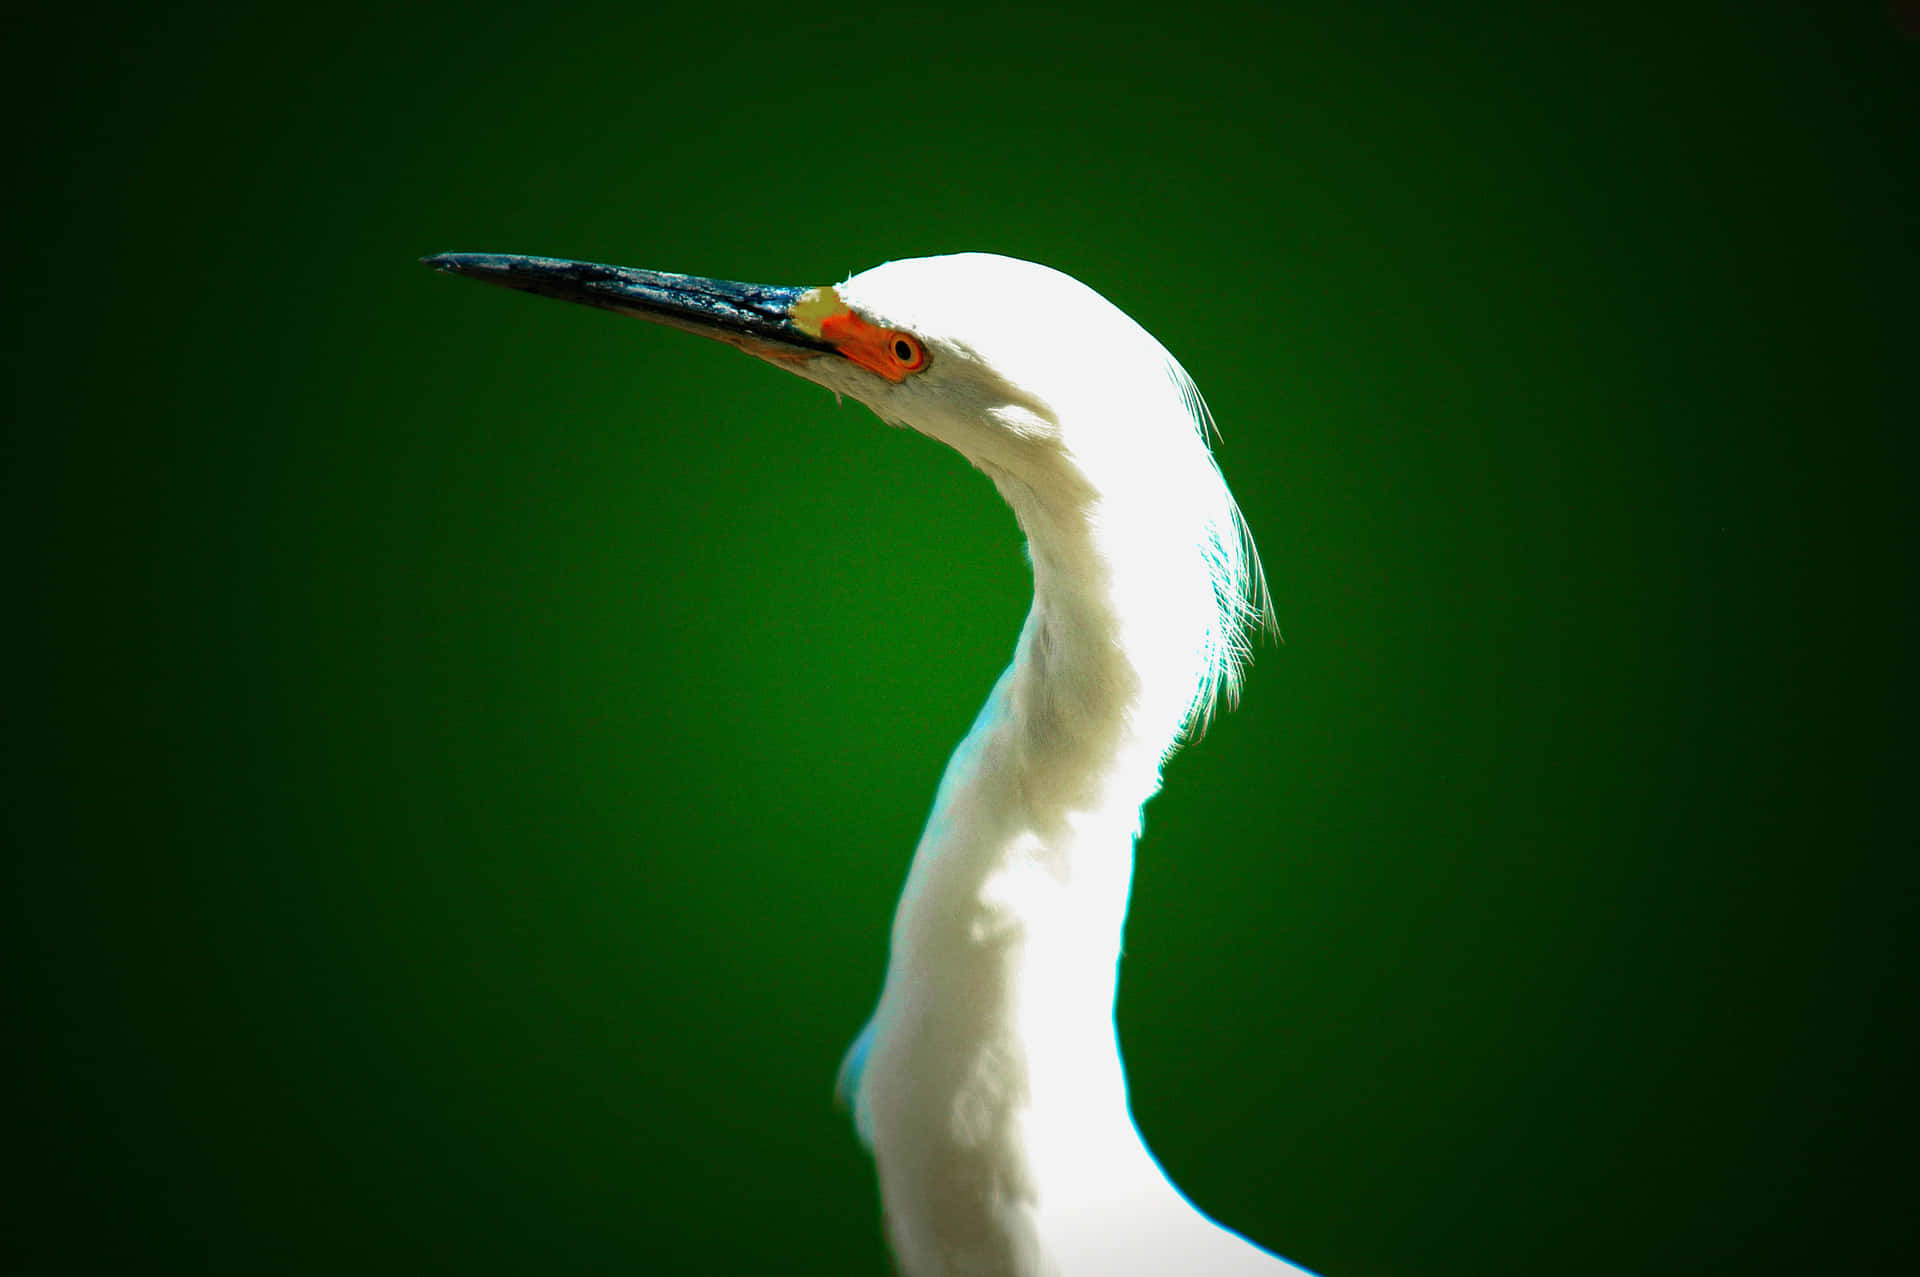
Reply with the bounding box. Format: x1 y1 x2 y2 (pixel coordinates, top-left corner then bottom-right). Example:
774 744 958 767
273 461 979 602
422 252 836 357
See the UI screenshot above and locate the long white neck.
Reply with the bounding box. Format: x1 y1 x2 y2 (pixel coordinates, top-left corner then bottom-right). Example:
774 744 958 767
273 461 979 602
884 468 1218 1093
844 472 1284 1275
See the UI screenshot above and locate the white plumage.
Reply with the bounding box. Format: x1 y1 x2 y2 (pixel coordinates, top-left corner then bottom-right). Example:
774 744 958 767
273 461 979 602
426 250 1314 1277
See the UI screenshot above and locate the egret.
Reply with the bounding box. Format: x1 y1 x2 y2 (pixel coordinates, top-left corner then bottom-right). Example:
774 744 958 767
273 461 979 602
424 251 1315 1276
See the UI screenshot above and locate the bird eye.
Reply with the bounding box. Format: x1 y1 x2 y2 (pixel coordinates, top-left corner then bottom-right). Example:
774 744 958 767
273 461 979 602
889 333 927 372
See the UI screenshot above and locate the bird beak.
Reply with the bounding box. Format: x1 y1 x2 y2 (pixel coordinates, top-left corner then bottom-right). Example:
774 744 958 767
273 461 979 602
422 252 837 369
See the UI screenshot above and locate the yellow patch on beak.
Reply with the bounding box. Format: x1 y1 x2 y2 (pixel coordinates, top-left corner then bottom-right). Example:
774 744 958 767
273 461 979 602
790 285 849 339
788 284 930 382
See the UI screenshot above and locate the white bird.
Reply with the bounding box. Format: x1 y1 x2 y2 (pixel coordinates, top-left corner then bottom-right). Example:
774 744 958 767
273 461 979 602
425 250 1316 1277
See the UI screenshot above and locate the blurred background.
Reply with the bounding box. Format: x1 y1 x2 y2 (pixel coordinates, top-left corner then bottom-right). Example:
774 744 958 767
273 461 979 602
11 1 1915 1273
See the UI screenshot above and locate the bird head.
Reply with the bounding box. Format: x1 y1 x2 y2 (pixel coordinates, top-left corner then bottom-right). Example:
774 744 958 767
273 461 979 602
428 253 1193 499
424 250 1272 739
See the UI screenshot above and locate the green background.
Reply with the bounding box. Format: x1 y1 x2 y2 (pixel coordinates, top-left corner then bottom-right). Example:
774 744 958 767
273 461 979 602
12 1 1914 1273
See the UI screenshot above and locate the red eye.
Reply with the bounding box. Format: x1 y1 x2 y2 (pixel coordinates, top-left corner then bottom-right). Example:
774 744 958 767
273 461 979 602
888 332 927 372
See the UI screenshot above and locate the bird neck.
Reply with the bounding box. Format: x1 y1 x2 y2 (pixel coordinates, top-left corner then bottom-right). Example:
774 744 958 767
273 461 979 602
867 471 1219 1135
912 459 1226 967
998 464 1227 784
848 473 1240 1271
872 640 1155 1183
